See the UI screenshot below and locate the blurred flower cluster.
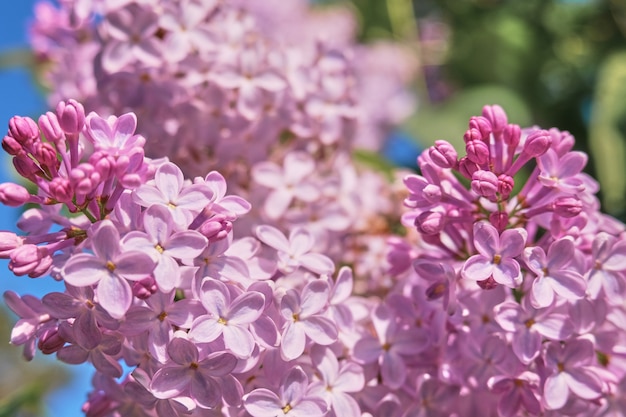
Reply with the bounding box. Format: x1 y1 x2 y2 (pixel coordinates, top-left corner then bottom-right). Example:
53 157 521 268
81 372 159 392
1 0 626 417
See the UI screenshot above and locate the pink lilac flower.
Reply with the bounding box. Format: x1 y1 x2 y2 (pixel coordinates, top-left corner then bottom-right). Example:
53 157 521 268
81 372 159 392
133 162 214 229
494 297 574 364
122 204 208 292
279 279 337 361
256 225 334 275
353 304 429 389
542 339 604 410
61 220 156 318
524 237 586 308
149 335 239 409
586 232 626 303
461 221 527 288
488 371 542 417
189 279 265 358
309 345 364 417
243 366 328 417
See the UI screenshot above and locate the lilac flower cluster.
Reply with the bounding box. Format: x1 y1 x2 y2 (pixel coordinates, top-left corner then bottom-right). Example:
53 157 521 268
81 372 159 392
30 0 416 289
0 1 624 416
4 97 626 416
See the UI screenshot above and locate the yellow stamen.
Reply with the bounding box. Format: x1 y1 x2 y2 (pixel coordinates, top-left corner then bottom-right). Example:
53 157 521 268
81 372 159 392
155 244 164 254
106 261 116 272
282 404 292 414
493 254 502 265
218 317 227 325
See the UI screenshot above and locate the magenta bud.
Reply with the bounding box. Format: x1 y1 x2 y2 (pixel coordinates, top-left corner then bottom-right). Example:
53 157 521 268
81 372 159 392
415 211 446 235
523 130 552 157
463 128 483 143
0 231 22 258
465 140 490 165
0 182 31 207
477 276 498 290
552 197 583 218
471 170 499 198
8 244 45 276
458 156 479 179
49 177 73 204
132 277 158 299
502 124 521 148
89 152 115 180
34 142 59 171
489 211 509 233
422 184 442 204
198 214 233 242
38 112 64 143
13 156 40 182
469 116 492 140
56 99 86 134
8 116 39 143
429 140 458 168
549 128 575 156
2 135 24 156
481 105 507 133
38 327 66 354
497 174 514 199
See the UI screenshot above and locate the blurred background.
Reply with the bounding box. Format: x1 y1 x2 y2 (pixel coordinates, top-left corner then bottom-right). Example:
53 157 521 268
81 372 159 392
0 0 625 415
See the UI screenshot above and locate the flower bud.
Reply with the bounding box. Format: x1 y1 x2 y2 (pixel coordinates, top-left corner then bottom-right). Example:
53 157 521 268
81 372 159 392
465 140 489 165
132 277 158 299
0 182 31 207
482 105 507 133
2 135 24 155
0 231 22 257
38 112 64 143
13 156 40 182
469 116 492 139
523 130 551 157
489 211 509 233
471 170 499 198
429 140 458 168
502 124 521 148
56 99 86 134
477 276 498 290
552 197 583 218
458 156 479 179
38 327 66 354
8 244 44 276
8 116 39 143
463 128 482 143
497 174 514 199
198 214 233 242
415 211 446 235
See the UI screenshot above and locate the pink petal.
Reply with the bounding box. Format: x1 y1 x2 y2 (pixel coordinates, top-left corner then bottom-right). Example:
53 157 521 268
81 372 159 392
283 152 315 183
281 322 306 361
189 316 223 343
155 163 184 202
512 328 541 364
472 222 499 257
493 258 522 287
334 363 365 393
190 373 221 408
353 337 382 364
547 270 586 301
543 373 569 410
256 225 289 252
62 254 107 286
566 368 603 400
331 392 361 417
96 274 132 319
281 366 308 404
228 291 265 325
167 337 198 366
299 253 335 276
114 251 156 281
499 228 527 258
251 162 283 188
530 276 555 308
300 280 330 317
331 267 353 303
151 366 191 399
301 316 337 345
263 189 294 219
461 255 493 282
381 350 406 389
199 279 230 317
244 388 282 416
546 238 574 270
165 231 208 259
223 325 255 358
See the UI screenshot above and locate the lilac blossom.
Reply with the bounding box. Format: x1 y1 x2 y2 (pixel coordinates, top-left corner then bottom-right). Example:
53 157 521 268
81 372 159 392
461 221 527 288
61 220 156 319
243 366 328 417
189 279 265 358
279 279 338 361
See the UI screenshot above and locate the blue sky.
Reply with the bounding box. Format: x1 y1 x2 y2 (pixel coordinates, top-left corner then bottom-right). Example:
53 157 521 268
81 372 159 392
0 2 94 416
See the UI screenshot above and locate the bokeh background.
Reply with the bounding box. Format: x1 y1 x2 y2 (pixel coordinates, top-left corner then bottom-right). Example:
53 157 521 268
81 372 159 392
0 0 625 415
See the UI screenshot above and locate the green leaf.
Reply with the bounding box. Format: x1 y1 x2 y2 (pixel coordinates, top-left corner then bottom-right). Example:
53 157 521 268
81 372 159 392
588 50 626 215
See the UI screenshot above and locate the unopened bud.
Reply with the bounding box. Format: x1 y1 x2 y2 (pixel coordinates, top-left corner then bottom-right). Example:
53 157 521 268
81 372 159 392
8 116 39 143
482 105 507 133
552 197 583 218
0 182 31 207
429 140 458 168
2 135 24 156
469 116 492 139
497 174 514 199
523 130 552 157
415 211 446 235
38 327 66 354
38 112 64 143
489 211 509 233
56 99 86 134
471 170 499 198
502 124 521 148
458 156 479 179
465 140 490 165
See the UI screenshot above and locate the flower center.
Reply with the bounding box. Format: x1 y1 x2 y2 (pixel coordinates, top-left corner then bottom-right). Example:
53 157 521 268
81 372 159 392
218 317 228 325
282 404 292 414
106 261 116 272
493 254 502 265
155 244 164 254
